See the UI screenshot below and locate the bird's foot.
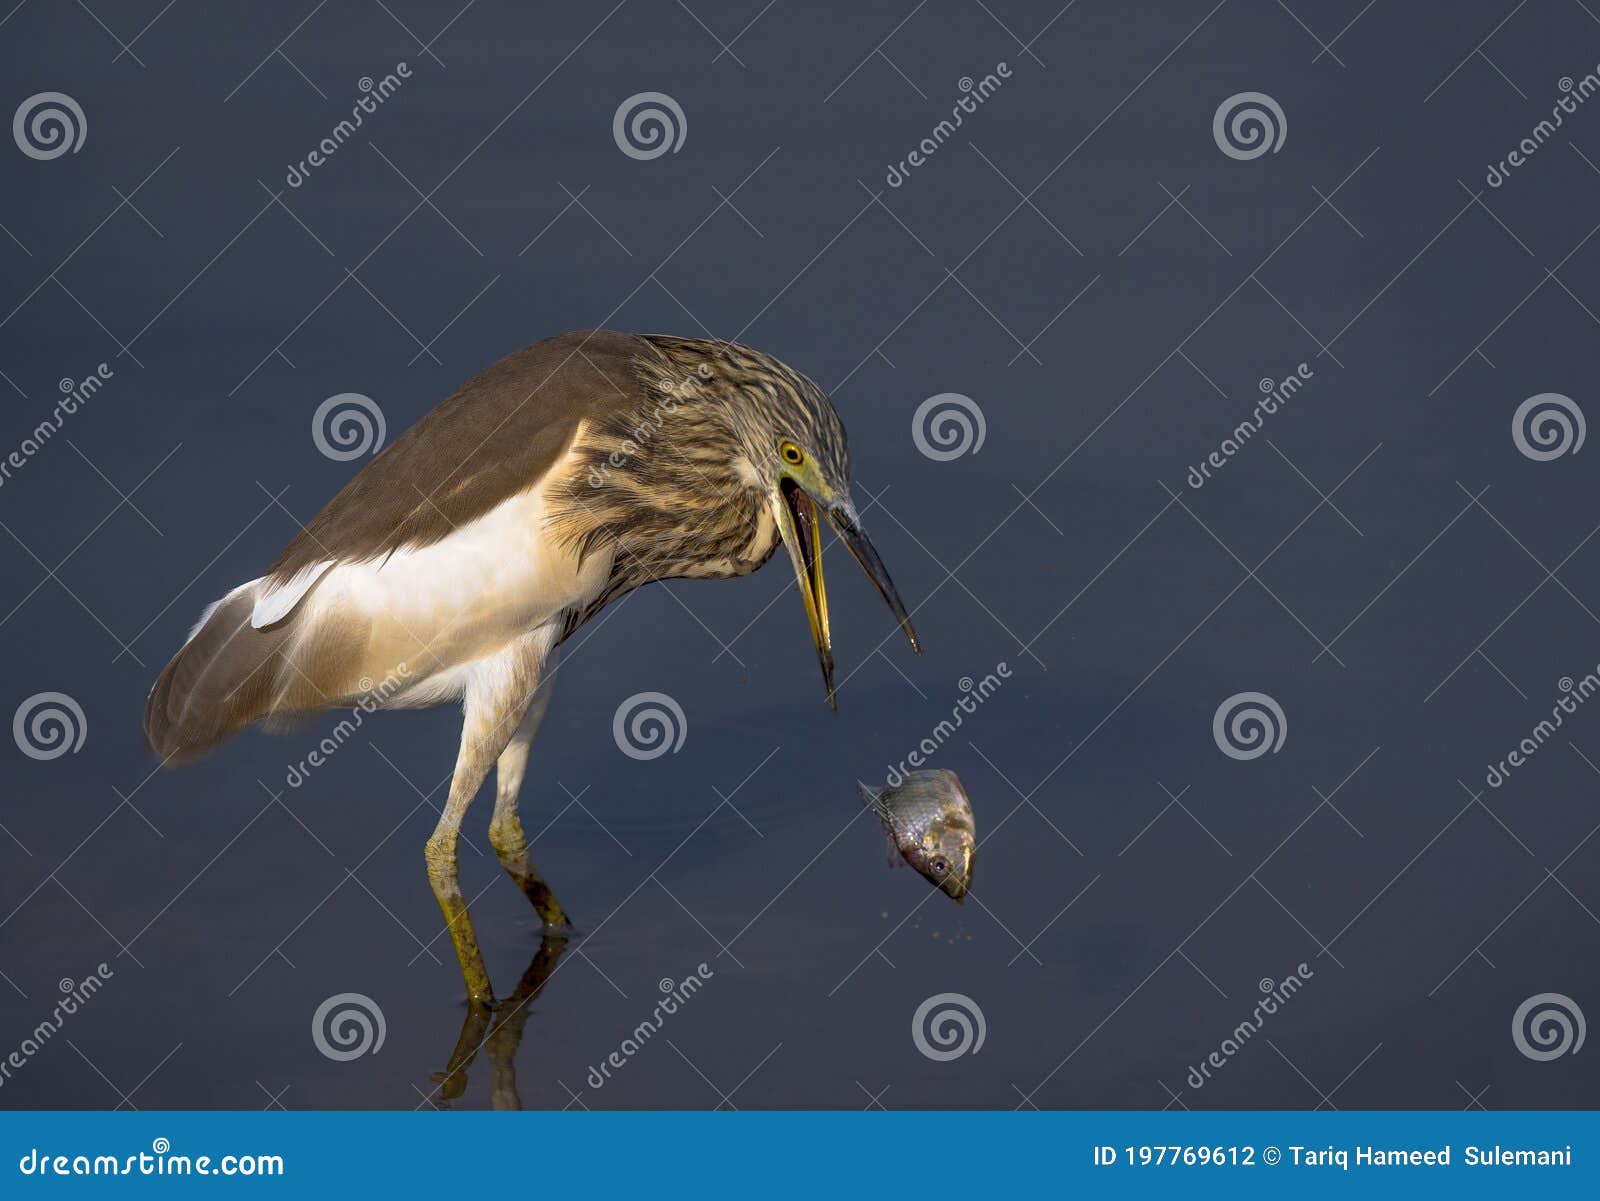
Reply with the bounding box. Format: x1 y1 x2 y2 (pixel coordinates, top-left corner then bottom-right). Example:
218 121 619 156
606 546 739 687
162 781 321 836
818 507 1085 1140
537 914 576 946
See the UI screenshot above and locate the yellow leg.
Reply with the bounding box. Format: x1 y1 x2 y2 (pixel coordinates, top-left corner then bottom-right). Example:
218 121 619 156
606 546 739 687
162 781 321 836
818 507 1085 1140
425 812 494 1005
429 1001 493 1105
427 933 569 1109
488 647 570 929
485 933 569 1109
487 809 570 929
424 629 555 1004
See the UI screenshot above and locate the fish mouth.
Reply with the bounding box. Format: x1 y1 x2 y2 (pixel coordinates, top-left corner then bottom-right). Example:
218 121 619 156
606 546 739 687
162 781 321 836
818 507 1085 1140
921 840 974 902
938 852 974 903
770 478 920 712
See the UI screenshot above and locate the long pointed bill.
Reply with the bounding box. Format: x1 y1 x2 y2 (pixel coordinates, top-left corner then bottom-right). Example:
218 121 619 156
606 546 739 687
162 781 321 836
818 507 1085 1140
828 506 920 657
773 480 834 708
772 481 922 711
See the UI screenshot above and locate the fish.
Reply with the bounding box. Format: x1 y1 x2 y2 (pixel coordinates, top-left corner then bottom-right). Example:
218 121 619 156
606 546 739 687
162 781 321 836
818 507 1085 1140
858 769 976 902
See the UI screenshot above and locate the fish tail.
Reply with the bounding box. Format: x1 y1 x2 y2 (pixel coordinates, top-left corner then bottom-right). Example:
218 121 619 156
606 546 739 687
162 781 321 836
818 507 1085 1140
857 781 901 863
858 781 894 829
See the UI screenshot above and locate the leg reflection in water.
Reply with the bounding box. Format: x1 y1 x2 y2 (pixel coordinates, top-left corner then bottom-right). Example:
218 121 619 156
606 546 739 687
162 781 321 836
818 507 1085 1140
427 933 568 1109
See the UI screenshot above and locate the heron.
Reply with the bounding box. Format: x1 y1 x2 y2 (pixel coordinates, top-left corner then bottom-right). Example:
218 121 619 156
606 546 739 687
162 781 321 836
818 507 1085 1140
144 329 920 1003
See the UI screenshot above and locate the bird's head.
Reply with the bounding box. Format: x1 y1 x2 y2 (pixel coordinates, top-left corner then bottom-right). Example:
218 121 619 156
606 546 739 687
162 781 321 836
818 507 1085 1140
630 335 920 709
740 361 921 711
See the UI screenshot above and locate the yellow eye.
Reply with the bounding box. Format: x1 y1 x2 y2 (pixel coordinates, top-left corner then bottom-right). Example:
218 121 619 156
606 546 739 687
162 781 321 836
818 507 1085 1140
780 441 804 466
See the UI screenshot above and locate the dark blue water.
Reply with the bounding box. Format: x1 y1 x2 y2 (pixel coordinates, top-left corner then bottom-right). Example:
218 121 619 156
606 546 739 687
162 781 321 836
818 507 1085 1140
2 1 1597 1109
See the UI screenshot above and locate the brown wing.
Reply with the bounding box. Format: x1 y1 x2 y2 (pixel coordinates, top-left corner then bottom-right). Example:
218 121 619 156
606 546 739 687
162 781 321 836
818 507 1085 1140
265 329 656 587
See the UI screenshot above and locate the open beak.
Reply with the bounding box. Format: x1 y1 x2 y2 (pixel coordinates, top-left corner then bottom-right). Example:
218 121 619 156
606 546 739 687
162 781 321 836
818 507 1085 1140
829 504 921 658
771 480 920 711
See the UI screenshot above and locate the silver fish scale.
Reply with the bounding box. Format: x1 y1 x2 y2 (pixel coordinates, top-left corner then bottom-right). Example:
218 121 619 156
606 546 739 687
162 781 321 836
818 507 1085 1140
868 770 973 849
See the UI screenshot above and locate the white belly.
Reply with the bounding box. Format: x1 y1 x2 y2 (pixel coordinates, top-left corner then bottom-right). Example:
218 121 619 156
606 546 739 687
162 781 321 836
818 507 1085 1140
273 463 612 701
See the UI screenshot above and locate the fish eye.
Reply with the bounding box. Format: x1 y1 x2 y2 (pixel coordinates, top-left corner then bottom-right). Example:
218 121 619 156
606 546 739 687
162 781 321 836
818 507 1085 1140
779 440 805 466
930 856 949 876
